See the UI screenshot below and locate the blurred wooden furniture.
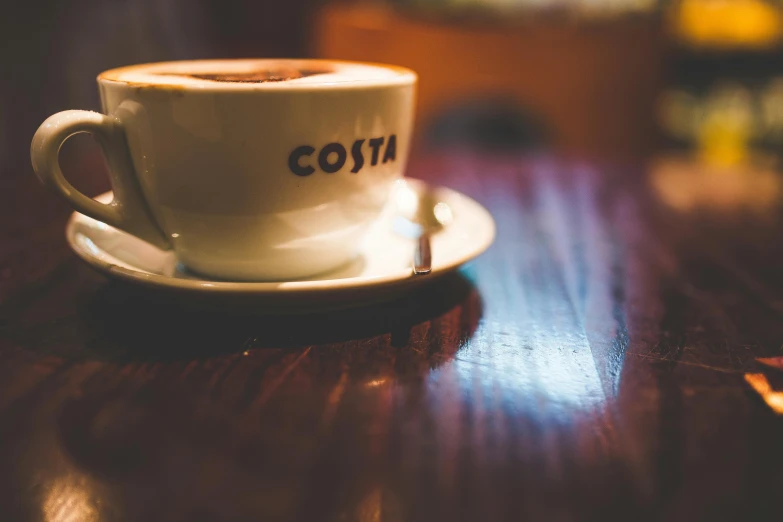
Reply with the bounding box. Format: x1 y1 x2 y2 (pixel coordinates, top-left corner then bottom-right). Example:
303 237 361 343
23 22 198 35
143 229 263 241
313 3 666 161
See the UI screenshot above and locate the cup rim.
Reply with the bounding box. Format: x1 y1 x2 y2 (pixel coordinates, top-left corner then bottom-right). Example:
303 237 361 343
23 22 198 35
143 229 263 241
98 58 417 91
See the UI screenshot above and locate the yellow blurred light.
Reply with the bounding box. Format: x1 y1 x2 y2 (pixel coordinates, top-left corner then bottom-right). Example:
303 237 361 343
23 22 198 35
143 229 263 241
43 476 98 522
675 0 783 49
650 155 782 212
745 373 783 414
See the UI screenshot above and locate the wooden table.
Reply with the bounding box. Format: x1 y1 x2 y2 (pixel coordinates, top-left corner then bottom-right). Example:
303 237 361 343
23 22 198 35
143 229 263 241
2 150 783 521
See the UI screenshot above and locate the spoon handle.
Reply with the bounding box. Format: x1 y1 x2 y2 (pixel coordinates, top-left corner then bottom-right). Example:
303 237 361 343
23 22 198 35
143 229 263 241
413 234 432 275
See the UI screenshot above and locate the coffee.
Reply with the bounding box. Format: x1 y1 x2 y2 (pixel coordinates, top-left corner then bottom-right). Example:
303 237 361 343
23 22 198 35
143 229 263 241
33 59 417 280
168 67 333 84
101 60 410 88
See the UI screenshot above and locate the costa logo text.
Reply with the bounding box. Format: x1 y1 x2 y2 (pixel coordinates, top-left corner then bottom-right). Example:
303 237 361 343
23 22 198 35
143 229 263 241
288 135 397 176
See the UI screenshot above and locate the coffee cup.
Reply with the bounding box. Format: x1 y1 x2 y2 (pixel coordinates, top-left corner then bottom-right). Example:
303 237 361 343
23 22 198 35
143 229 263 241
31 59 417 280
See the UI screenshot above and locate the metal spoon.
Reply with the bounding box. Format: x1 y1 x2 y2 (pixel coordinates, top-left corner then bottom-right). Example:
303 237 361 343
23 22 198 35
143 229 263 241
391 181 453 276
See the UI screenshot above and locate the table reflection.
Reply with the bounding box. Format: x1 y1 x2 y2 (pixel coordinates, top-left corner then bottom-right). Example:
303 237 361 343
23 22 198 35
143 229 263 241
43 474 98 522
454 321 606 414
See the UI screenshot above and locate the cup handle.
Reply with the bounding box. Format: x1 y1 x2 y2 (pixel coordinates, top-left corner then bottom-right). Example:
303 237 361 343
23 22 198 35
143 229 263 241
31 110 171 250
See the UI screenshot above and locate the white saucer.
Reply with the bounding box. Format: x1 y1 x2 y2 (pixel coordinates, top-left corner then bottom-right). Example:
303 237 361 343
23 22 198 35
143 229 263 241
66 179 495 310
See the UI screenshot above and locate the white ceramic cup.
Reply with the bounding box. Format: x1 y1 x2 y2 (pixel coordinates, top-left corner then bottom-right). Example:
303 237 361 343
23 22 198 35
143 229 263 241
31 59 417 280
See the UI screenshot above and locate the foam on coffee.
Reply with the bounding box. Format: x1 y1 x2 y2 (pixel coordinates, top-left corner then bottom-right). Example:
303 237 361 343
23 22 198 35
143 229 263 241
100 59 415 88
180 67 332 83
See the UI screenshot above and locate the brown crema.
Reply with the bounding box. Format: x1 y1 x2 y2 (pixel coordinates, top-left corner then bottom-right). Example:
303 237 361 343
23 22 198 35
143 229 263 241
161 67 334 83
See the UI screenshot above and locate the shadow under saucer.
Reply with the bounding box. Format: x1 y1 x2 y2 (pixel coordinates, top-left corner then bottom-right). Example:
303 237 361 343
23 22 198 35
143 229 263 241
57 270 483 363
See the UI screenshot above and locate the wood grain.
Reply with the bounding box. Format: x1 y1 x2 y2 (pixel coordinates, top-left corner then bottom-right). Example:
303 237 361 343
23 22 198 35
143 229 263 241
2 150 783 521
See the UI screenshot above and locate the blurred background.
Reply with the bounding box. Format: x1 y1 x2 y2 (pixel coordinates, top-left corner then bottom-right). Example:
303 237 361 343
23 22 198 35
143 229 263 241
3 0 783 190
